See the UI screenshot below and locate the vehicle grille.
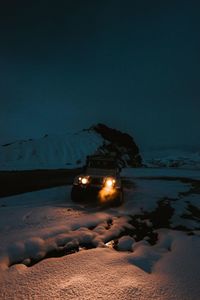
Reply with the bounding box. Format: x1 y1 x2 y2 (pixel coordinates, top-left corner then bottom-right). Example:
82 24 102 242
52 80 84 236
90 177 103 185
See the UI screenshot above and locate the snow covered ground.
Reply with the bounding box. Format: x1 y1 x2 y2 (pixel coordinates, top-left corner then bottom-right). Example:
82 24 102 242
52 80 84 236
122 167 200 180
143 148 200 169
0 168 200 299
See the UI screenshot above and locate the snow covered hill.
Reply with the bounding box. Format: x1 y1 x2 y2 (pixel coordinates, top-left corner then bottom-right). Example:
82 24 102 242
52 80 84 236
0 130 104 170
0 124 142 171
1 125 199 171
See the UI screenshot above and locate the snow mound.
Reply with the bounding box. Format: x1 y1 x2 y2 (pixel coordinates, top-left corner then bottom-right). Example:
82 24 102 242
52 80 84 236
117 236 135 251
0 130 104 170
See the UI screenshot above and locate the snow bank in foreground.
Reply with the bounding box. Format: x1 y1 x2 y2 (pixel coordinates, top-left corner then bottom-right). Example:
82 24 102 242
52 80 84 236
0 170 200 299
0 232 200 300
0 130 104 170
0 175 197 270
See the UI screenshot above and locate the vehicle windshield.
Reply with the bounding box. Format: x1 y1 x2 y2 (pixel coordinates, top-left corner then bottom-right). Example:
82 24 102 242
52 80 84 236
88 159 116 169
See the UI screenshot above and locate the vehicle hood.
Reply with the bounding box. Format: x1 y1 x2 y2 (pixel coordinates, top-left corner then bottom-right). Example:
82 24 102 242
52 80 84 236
86 168 117 177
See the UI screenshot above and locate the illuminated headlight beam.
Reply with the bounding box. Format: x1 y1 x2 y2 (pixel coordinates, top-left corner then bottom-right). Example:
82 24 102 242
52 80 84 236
104 177 116 188
81 177 88 184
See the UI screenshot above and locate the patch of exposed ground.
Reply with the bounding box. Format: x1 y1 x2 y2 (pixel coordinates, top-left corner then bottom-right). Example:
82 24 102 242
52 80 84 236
0 169 82 197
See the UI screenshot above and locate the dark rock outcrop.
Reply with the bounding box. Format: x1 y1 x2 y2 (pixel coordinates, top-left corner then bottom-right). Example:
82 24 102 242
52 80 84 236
92 123 142 167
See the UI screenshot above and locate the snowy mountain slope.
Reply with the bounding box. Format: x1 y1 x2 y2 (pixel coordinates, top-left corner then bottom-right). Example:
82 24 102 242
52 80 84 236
0 124 142 171
0 130 104 170
1 126 200 171
143 148 200 169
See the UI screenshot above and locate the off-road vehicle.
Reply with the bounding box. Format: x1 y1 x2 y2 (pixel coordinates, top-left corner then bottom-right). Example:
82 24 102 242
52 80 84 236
71 155 123 205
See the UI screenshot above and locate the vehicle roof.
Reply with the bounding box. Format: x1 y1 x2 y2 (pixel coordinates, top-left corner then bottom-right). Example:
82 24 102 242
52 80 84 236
87 155 116 161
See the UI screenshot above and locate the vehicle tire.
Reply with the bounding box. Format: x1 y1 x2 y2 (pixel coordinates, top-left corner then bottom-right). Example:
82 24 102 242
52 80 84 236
71 186 83 202
112 189 124 207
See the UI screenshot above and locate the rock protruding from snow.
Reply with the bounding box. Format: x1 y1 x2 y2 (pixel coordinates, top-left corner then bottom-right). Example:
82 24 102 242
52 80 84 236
92 123 142 167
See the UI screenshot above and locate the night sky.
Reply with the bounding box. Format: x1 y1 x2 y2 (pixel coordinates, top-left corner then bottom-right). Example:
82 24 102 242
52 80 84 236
0 0 200 150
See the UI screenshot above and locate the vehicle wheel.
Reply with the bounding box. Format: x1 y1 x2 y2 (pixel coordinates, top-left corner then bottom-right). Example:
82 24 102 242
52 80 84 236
112 190 124 207
71 187 83 202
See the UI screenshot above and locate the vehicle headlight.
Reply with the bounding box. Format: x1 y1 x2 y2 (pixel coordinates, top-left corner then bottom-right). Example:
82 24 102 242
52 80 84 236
104 177 116 188
81 177 89 184
73 175 90 185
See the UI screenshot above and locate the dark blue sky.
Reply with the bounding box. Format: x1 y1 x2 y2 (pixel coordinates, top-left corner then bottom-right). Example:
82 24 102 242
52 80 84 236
0 0 200 149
